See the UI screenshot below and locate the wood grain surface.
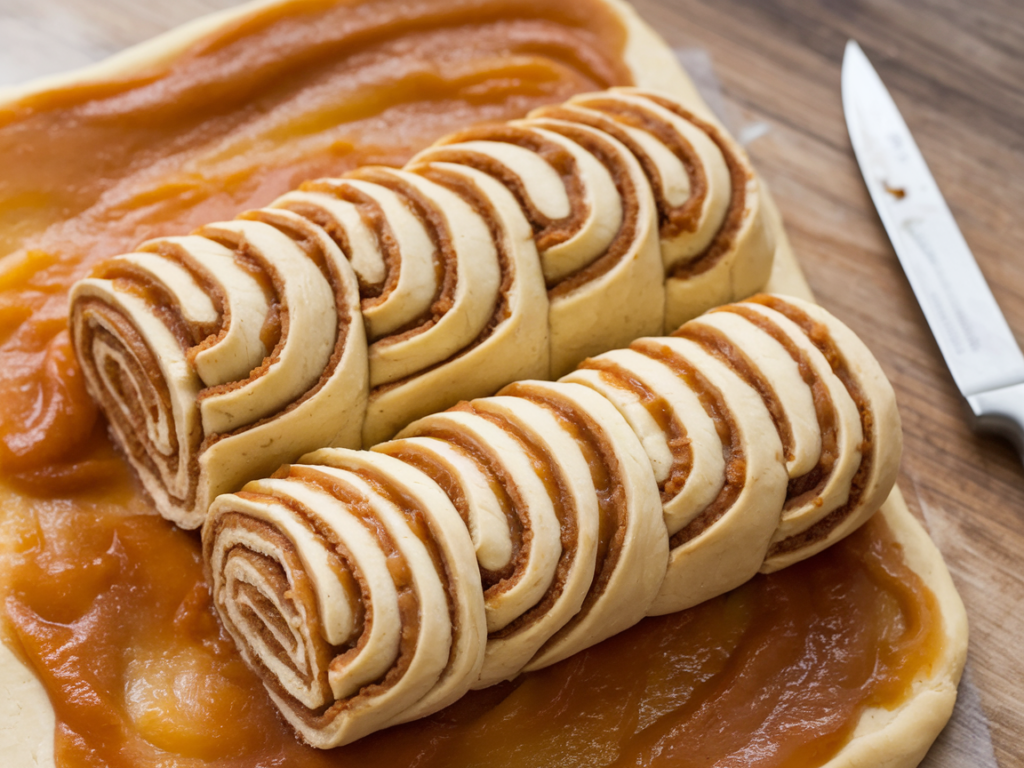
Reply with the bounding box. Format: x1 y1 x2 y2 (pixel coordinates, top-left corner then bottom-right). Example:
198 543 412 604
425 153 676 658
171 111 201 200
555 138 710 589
1 0 1022 765
625 4 1024 766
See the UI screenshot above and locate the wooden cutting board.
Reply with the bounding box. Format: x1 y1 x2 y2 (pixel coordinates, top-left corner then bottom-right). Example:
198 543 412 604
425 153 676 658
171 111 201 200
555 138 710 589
1 0 1022 766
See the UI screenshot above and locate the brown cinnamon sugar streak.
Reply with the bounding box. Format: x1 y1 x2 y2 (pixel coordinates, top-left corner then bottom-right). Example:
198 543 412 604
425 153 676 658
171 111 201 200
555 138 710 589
531 122 643 299
577 357 695 504
406 410 577 636
630 339 747 547
674 322 796 462
641 94 752 280
425 127 587 255
746 295 875 557
714 304 841 510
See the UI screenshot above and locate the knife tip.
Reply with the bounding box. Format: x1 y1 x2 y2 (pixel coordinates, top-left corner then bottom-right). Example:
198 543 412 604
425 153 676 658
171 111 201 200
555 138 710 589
842 39 871 88
844 39 864 65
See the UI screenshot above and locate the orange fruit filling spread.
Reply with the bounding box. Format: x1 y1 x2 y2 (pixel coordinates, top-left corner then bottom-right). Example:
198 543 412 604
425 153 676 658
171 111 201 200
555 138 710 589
0 1 943 765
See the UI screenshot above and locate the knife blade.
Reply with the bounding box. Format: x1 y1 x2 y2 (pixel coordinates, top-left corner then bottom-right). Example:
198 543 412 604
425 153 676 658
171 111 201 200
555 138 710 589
842 39 1024 456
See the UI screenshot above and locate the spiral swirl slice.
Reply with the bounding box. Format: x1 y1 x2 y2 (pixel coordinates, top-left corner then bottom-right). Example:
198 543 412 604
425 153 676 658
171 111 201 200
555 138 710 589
203 448 485 748
738 295 903 571
203 294 901 747
417 116 665 376
70 217 367 529
602 334 790 614
70 87 777 528
531 88 776 330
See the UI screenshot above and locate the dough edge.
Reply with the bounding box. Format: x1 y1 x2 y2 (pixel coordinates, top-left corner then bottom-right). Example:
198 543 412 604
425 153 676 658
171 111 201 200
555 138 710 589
0 1 967 765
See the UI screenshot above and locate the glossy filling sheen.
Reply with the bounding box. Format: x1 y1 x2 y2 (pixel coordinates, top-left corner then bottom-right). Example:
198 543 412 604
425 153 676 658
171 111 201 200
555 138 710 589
0 0 634 484
0 455 942 767
0 0 941 765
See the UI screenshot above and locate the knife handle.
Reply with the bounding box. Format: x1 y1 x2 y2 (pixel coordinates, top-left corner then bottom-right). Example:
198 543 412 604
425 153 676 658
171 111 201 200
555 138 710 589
967 382 1024 460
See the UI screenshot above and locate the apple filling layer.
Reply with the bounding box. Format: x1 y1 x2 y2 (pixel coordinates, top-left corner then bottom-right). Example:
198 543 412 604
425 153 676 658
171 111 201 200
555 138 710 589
1 477 941 768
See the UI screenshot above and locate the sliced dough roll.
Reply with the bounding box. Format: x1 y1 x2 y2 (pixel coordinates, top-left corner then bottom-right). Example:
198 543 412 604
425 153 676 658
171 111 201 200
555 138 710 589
606 336 789 615
70 85 776 529
566 293 900 609
202 295 902 747
202 448 485 749
276 167 550 447
389 382 667 684
563 348 728 538
739 294 903 571
495 380 668 668
388 399 601 687
69 216 367 529
204 376 667 746
342 165 546 445
272 177 440 342
533 87 775 330
418 118 664 376
685 301 865 570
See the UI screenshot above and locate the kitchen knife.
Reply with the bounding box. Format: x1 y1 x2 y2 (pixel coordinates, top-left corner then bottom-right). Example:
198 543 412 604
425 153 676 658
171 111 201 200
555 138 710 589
842 40 1024 457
